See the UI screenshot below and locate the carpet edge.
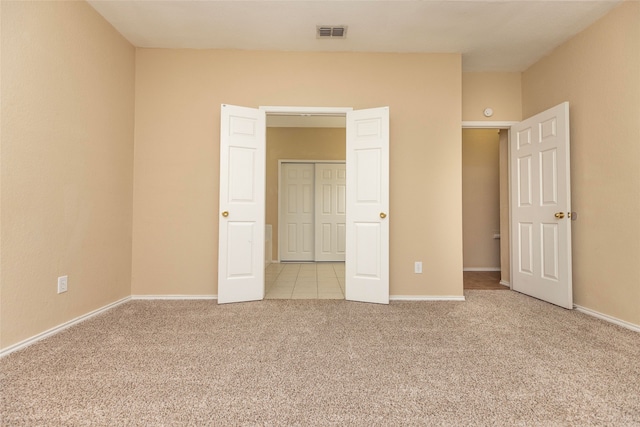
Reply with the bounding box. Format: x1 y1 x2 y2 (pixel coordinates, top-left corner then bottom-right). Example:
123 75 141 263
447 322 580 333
0 296 131 358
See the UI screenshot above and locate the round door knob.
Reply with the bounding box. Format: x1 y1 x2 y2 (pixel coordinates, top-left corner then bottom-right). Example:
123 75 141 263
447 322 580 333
554 212 565 219
222 211 229 217
380 212 387 219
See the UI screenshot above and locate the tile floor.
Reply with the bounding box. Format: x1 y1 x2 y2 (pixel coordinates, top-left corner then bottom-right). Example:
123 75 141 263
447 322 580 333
265 262 345 299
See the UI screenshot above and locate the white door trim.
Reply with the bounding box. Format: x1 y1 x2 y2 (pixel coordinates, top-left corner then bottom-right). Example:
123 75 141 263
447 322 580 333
276 160 346 263
462 121 518 129
261 106 353 116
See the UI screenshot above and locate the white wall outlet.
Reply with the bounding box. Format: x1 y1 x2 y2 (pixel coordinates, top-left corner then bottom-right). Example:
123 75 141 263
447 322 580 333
57 275 68 294
414 262 423 274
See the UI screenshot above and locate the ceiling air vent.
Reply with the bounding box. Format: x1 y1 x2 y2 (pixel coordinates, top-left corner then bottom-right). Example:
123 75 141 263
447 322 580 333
317 25 348 39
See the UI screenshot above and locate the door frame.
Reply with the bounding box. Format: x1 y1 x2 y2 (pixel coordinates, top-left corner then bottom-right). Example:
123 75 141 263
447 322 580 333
277 159 346 263
462 121 517 289
262 105 353 264
261 106 353 287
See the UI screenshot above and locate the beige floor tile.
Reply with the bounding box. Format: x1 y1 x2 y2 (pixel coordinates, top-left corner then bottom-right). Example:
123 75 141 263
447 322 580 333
271 282 295 290
293 283 317 292
279 272 299 277
318 292 344 299
291 292 318 299
282 263 300 269
297 271 316 278
318 283 342 292
278 273 299 280
264 262 349 300
265 290 293 299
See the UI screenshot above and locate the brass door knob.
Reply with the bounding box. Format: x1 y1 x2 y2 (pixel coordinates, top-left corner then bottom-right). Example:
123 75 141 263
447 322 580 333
380 212 387 219
222 211 229 217
554 212 565 219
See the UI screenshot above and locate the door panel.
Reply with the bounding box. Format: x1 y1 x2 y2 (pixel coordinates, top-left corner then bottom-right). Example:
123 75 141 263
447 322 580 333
315 163 346 261
218 105 265 304
345 107 389 304
510 102 572 309
280 163 314 261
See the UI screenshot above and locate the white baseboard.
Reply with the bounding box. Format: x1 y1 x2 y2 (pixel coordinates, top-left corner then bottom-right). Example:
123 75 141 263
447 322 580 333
574 304 640 333
499 280 510 288
0 296 131 358
463 268 501 272
135 294 464 302
390 295 466 301
131 295 217 300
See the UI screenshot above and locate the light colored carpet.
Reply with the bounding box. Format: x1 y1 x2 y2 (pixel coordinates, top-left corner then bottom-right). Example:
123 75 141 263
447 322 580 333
1 291 639 426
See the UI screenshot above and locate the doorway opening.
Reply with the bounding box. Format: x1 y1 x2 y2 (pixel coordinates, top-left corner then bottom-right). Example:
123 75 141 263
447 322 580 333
462 128 504 290
461 123 515 291
264 110 347 299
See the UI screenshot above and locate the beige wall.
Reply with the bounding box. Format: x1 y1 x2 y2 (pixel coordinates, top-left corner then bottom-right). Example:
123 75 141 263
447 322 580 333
132 50 463 297
522 2 640 325
266 127 346 259
462 129 500 269
462 72 522 121
1 2 135 349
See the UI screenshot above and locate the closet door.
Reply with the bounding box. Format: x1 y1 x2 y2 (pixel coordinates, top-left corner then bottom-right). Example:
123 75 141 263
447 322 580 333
315 163 346 261
280 163 315 261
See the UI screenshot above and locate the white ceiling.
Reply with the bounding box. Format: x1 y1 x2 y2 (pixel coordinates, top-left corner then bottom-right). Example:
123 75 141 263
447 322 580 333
87 0 621 72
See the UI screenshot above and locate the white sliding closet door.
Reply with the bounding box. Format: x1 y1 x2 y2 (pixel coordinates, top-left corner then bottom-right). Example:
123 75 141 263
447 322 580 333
315 163 346 261
280 163 315 261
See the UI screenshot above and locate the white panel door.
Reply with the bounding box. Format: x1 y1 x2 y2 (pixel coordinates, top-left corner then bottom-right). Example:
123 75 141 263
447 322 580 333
280 163 315 261
315 163 346 262
218 104 266 304
510 102 572 309
345 107 389 304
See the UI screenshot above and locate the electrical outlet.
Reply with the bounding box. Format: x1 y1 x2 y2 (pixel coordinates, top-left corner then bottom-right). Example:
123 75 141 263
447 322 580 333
57 276 68 294
414 262 423 274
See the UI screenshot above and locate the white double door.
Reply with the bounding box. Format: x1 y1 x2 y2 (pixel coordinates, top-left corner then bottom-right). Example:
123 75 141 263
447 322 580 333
218 105 389 305
280 163 346 262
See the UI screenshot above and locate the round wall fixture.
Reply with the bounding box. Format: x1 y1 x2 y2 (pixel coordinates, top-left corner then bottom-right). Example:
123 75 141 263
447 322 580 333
483 108 494 117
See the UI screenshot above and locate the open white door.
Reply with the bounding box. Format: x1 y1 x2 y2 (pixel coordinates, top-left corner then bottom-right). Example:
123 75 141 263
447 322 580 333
510 102 572 309
218 104 266 304
345 107 390 304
